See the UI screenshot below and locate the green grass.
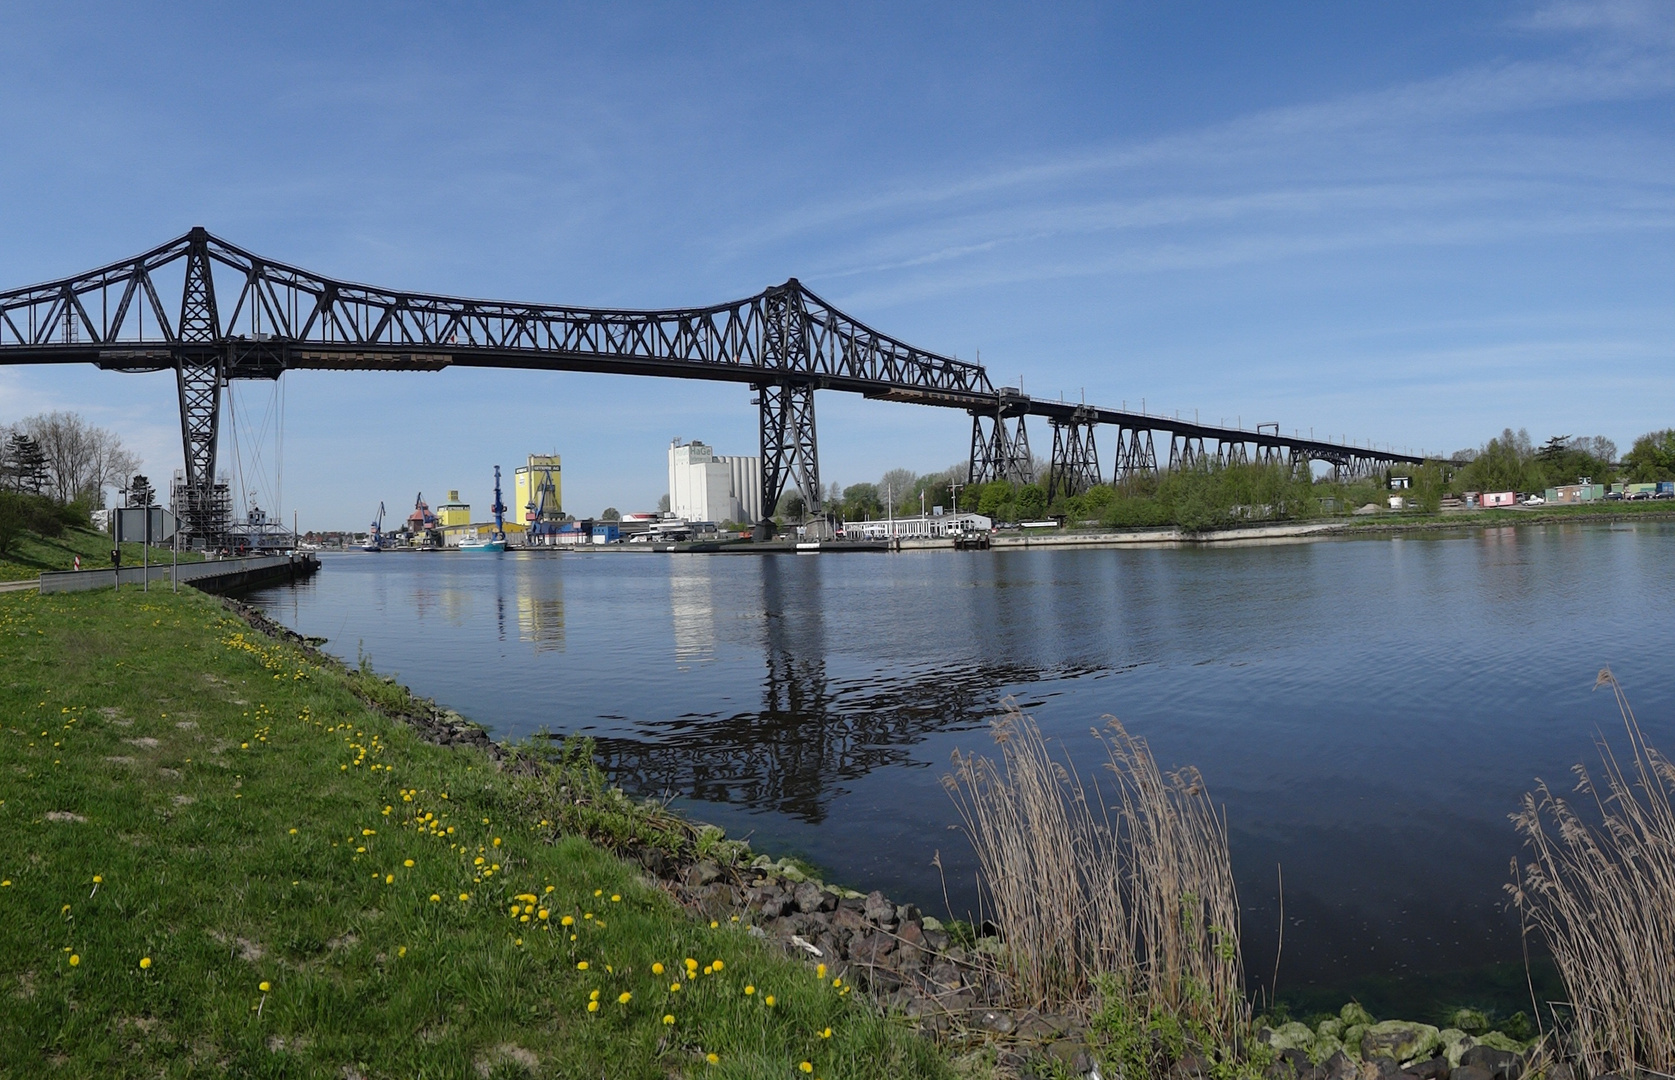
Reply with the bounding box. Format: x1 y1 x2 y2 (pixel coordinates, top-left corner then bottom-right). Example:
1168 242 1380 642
0 587 955 1079
0 524 201 582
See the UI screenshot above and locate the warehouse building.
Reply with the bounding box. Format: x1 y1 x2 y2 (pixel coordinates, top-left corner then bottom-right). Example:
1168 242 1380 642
668 439 761 525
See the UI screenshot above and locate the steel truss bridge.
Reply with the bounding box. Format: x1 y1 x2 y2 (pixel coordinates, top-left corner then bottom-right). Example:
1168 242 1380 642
0 227 1423 541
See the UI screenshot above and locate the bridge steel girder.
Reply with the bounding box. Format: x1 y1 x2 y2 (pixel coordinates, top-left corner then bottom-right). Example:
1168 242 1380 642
0 228 1436 516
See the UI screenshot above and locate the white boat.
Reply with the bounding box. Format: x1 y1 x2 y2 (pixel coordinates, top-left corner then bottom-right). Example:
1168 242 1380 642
457 536 506 553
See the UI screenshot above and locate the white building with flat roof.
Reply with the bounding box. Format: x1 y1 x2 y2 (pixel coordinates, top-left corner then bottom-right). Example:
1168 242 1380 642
668 439 762 525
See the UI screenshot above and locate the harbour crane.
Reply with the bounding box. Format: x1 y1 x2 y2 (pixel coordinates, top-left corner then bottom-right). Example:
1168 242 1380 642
364 501 386 552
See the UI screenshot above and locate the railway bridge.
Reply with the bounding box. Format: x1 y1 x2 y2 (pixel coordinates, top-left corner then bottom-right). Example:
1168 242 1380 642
0 228 1424 540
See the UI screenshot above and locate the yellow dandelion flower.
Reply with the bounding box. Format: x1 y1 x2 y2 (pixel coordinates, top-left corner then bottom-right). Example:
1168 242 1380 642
577 961 589 970
139 957 152 969
544 885 554 894
652 962 664 975
288 828 298 835
821 1027 832 1038
398 946 407 957
538 909 549 920
833 977 842 988
610 893 620 902
459 893 470 902
384 874 394 884
617 992 631 1004
816 963 827 979
92 875 103 884
744 985 755 995
561 915 574 927
670 982 681 992
765 995 776 1007
710 919 719 928
590 990 600 1000
801 1064 814 1074
707 1052 720 1064
403 859 414 867
430 894 441 902
663 1013 675 1025
594 888 602 896
67 954 81 967
509 904 521 916
712 959 724 971
492 837 501 847
587 1000 598 1012
703 964 713 976
259 980 271 992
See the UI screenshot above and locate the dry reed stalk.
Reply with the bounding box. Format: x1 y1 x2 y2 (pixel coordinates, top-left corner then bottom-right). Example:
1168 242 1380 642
945 703 1247 1043
1507 670 1675 1077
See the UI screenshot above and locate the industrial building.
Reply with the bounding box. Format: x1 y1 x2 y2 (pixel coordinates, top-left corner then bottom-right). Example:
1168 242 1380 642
437 490 471 527
668 439 761 525
514 455 563 532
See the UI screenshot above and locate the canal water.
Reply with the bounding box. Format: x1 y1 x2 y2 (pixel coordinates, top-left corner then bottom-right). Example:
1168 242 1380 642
248 522 1675 1019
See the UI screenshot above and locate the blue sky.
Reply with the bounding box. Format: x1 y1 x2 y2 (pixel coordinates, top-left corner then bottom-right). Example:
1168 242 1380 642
1 1 1670 527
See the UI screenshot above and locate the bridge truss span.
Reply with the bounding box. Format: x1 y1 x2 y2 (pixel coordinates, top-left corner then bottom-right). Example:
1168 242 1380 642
0 227 1424 542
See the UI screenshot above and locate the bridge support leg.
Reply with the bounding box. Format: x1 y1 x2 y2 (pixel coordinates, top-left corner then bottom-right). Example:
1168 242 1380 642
173 228 227 548
758 381 820 526
1113 426 1158 483
1047 417 1101 502
968 411 1034 486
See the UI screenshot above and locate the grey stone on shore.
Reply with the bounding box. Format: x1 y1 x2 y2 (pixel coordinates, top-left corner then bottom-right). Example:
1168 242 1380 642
1361 1021 1441 1066
1459 1045 1520 1080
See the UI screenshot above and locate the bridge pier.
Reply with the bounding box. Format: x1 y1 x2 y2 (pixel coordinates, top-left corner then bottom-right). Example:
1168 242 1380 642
1112 426 1159 482
174 228 230 547
756 381 821 526
1046 411 1101 502
968 412 1034 485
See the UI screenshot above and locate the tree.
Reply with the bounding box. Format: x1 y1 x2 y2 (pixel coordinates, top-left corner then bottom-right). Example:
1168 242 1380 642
18 411 139 504
878 468 917 504
4 432 49 494
657 493 671 514
127 474 156 507
841 482 881 519
775 489 805 521
600 507 620 521
1621 429 1675 482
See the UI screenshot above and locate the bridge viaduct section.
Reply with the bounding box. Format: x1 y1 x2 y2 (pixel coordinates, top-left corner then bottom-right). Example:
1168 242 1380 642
0 228 1421 542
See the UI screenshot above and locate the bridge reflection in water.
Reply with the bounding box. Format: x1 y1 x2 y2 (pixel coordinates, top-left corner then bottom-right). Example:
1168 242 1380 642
585 557 1088 824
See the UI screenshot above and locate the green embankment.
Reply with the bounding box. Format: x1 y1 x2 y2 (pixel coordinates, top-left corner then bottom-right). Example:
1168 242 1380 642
0 587 953 1079
0 523 201 582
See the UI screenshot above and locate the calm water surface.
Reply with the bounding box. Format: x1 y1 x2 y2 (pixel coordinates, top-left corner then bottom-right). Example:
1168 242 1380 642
249 523 1675 1018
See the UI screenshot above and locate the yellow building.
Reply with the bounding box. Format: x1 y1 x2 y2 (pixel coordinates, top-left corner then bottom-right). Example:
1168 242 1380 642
437 490 472 528
514 455 562 527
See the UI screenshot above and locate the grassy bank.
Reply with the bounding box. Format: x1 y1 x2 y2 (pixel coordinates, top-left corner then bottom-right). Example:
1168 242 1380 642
0 587 954 1079
0 521 200 582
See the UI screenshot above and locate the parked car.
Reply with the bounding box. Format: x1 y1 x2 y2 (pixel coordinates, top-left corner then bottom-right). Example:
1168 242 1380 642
1522 495 1545 506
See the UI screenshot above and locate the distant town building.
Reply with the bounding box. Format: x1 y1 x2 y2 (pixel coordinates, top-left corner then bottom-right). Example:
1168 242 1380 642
437 490 471 527
668 439 762 525
406 493 438 533
514 455 563 528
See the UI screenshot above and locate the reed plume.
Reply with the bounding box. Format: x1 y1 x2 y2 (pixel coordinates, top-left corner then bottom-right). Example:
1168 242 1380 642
946 703 1246 1042
1507 669 1675 1077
